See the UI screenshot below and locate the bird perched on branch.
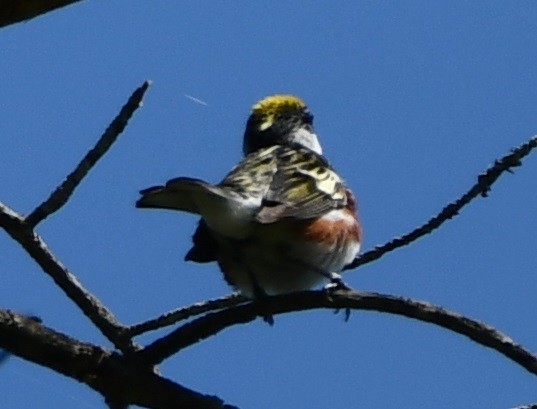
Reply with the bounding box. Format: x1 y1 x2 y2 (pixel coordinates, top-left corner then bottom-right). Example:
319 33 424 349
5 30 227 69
137 95 362 319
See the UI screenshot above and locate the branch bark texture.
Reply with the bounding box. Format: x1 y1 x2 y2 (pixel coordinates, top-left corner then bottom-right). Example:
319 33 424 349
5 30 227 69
0 309 236 409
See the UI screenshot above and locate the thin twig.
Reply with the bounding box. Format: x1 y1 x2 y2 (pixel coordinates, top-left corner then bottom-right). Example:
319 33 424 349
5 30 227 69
128 293 247 337
136 290 537 378
0 202 134 352
345 135 537 270
25 80 151 227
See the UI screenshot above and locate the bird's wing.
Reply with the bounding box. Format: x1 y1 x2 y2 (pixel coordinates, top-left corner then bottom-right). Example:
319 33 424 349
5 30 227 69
136 177 229 214
218 145 281 204
184 146 281 263
255 147 348 224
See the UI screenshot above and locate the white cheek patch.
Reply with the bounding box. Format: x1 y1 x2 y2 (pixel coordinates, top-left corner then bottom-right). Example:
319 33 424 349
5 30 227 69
293 128 323 154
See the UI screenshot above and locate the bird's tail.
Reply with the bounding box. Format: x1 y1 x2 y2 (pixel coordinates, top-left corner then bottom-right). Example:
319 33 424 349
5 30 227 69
136 177 227 215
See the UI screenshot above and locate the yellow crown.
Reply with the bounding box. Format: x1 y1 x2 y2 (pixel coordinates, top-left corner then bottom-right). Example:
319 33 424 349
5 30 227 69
251 95 307 131
252 94 306 115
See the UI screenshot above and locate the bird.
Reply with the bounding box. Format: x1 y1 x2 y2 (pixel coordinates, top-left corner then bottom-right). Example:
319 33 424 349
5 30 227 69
136 94 362 318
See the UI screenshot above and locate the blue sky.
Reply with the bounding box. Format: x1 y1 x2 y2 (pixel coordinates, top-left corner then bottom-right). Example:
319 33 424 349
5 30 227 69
1 2 537 408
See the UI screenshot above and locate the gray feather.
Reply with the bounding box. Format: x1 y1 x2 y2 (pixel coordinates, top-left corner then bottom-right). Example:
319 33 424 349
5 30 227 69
136 177 227 215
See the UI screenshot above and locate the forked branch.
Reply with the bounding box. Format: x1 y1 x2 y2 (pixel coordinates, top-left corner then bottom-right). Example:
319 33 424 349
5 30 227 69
0 202 133 351
0 82 151 352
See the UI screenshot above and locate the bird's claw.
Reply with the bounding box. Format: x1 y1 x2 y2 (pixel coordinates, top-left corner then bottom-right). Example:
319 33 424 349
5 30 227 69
323 272 352 292
324 273 353 321
254 299 274 326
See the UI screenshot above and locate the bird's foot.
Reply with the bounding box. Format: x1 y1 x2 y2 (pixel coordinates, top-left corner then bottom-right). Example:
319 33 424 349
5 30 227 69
252 297 274 326
250 279 275 326
323 272 352 292
323 273 352 322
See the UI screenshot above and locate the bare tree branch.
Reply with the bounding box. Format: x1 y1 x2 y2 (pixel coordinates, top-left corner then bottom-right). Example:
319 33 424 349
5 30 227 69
0 309 236 409
0 202 133 352
25 81 151 227
0 0 83 29
128 293 247 337
0 82 151 351
345 135 537 270
2 71 535 407
137 290 537 377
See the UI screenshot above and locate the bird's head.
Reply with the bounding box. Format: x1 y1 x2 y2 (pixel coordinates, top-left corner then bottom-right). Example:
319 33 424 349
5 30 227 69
243 95 322 155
